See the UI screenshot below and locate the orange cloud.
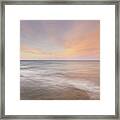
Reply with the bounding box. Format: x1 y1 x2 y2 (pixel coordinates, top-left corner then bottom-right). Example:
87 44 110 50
63 24 100 59
21 21 100 60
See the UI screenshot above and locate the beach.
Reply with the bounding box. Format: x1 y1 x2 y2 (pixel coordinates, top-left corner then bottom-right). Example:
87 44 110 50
20 60 100 100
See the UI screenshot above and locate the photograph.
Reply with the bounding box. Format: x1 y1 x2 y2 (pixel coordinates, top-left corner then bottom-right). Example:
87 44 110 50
20 20 100 100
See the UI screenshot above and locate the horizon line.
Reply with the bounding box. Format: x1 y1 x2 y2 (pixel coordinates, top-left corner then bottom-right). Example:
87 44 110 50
20 59 100 61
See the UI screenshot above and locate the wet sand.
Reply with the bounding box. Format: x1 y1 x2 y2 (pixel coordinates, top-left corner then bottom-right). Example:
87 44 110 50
20 60 100 100
21 86 92 100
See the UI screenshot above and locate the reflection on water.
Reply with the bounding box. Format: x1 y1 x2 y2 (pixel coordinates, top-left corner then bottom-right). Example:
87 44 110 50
20 60 100 100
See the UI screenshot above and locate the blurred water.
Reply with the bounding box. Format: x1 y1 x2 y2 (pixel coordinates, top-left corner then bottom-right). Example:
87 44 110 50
20 60 100 100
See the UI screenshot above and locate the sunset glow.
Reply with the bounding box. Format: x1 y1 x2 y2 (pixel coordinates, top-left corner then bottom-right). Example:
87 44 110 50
20 20 100 60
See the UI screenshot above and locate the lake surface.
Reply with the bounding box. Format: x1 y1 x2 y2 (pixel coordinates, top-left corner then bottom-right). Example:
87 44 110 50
20 60 100 100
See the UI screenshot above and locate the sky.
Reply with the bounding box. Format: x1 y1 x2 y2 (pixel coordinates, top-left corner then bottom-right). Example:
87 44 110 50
20 20 100 60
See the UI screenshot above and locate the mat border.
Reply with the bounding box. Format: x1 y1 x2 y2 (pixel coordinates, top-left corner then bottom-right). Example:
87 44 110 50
0 0 119 119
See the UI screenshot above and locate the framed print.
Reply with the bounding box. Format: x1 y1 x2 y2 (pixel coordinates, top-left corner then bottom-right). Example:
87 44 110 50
0 0 119 119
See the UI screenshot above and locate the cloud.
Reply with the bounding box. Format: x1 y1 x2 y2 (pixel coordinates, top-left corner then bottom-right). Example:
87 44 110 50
63 22 100 59
21 20 100 60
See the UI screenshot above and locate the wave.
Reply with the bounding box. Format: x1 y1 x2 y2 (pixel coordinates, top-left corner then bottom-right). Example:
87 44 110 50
20 60 100 100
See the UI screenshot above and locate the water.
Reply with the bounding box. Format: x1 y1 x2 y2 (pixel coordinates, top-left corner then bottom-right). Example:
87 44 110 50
20 60 100 100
